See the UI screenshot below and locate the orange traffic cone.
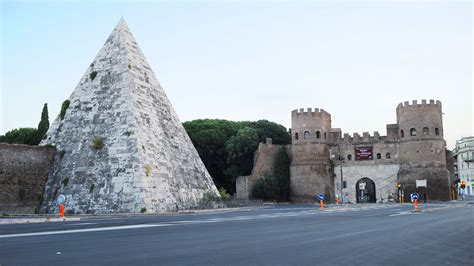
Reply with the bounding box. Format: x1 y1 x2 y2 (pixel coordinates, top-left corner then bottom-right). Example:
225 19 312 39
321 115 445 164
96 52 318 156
59 203 65 220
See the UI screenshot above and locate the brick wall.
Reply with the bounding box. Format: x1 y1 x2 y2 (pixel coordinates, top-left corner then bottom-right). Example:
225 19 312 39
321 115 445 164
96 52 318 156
0 144 55 214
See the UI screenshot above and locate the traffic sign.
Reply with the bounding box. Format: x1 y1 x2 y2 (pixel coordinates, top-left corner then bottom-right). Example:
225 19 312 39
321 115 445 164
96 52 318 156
317 194 325 201
411 193 419 201
57 194 65 204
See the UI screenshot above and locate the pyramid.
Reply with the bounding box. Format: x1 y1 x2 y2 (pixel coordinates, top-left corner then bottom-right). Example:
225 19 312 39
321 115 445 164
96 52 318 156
40 18 219 214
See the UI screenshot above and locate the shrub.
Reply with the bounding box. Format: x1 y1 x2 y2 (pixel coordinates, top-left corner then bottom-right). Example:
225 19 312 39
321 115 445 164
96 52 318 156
145 163 151 177
218 187 231 202
91 136 104 150
59 100 70 120
128 64 131 69
202 190 219 203
251 178 266 199
140 207 147 213
60 150 66 159
89 184 95 193
90 71 98 81
62 177 69 186
2 128 39 145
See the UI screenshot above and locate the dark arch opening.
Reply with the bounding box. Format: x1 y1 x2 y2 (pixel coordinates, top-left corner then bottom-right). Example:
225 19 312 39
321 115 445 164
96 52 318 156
400 130 404 138
304 131 310 139
295 132 299 140
435 128 439 136
316 131 321 139
410 128 417 136
356 177 376 203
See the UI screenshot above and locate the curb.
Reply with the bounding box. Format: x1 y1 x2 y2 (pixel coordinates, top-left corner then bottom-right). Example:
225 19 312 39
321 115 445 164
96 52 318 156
0 217 80 225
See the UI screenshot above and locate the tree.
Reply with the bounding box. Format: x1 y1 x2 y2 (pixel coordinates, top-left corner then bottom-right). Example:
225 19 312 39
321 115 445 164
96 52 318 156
2 128 39 145
37 103 49 143
225 127 259 178
183 119 244 193
183 119 290 194
247 120 291 145
273 147 290 201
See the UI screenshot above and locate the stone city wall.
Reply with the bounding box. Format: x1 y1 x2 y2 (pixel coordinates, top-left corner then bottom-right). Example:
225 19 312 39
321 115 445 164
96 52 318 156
0 144 55 214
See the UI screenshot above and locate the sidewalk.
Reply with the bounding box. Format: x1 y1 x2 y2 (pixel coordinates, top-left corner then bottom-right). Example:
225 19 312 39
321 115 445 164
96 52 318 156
0 217 80 225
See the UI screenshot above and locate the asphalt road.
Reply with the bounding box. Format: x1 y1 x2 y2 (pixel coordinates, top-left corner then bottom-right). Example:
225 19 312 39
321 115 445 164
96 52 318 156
1 202 473 265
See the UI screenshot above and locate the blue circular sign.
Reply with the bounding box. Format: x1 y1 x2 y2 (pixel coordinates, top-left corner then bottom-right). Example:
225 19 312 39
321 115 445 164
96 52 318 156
411 193 419 200
317 194 325 201
57 194 65 204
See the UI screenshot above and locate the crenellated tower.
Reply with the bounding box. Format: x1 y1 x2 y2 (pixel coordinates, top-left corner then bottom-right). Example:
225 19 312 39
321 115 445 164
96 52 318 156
290 108 334 202
396 100 450 200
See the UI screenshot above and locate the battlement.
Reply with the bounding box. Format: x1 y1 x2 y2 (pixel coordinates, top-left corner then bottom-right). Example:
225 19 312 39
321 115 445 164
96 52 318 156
339 131 386 144
291 107 331 117
396 99 442 110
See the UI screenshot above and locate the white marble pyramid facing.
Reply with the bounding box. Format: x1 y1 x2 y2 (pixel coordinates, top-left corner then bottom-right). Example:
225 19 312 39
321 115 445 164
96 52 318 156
41 18 219 213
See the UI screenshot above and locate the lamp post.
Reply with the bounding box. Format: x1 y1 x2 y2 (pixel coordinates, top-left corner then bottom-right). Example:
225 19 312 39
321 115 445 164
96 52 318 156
340 160 345 204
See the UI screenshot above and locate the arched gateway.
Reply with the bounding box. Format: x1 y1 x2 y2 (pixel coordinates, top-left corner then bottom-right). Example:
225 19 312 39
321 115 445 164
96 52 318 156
356 178 376 203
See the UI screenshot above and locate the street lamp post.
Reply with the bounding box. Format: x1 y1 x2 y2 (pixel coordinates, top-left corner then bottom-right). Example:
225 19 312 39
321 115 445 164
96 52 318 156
340 160 344 204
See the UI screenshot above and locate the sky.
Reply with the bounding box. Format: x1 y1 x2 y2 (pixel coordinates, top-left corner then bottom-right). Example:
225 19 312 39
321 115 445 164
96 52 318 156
1 0 472 148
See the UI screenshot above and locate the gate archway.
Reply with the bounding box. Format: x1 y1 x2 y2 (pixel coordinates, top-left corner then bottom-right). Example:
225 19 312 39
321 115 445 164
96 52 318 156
356 178 376 203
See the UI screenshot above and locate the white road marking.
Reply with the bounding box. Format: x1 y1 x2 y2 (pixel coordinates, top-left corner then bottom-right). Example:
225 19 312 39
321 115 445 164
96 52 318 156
389 211 415 217
2 204 449 239
65 223 97 226
0 223 172 239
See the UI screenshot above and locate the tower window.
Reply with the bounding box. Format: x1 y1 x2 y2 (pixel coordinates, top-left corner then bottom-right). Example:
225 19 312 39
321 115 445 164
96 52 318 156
295 133 299 140
400 130 404 138
316 131 321 139
347 154 352 160
376 153 381 159
304 131 310 139
324 132 327 139
386 153 391 159
410 128 417 136
423 127 429 135
435 128 439 136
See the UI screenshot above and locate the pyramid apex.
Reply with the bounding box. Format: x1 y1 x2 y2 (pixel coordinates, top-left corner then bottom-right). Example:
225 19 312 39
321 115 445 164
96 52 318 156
115 16 128 30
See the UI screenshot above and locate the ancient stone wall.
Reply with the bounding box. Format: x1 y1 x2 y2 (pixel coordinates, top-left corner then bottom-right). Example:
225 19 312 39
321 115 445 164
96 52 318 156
0 144 55 214
235 140 290 199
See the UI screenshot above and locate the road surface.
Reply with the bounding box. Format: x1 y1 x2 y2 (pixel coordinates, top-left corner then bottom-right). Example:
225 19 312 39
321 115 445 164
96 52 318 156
1 202 472 265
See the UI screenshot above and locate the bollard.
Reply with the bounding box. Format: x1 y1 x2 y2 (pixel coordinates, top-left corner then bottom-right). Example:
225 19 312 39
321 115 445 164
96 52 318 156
319 200 324 209
335 197 339 205
414 199 419 212
59 203 65 220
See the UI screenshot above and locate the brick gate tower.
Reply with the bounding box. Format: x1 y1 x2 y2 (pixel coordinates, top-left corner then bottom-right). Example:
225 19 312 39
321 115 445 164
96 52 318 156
396 100 451 200
290 108 334 202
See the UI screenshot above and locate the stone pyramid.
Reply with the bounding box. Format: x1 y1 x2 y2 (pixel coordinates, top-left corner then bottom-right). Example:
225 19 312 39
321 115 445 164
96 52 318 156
40 18 219 214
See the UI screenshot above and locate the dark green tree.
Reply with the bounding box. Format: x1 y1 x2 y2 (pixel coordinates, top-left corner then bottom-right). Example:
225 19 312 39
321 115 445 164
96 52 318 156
183 119 290 194
183 119 244 192
225 127 259 178
273 147 290 201
2 128 39 145
37 103 49 143
247 120 291 145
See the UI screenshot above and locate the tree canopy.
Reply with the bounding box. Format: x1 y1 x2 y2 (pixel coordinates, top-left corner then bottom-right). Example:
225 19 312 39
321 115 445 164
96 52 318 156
183 119 290 194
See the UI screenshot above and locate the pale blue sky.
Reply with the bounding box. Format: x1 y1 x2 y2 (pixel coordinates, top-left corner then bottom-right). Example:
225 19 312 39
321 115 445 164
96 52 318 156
1 0 472 148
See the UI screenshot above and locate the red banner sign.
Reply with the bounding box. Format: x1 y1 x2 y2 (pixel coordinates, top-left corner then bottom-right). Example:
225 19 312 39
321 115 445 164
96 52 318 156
355 146 373 160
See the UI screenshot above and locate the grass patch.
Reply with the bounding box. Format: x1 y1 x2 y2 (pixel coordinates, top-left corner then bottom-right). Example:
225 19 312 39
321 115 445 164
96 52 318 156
91 136 104 150
59 100 70 120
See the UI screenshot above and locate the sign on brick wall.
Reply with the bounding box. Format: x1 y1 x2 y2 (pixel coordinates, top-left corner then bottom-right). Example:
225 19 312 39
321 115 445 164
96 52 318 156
355 146 373 160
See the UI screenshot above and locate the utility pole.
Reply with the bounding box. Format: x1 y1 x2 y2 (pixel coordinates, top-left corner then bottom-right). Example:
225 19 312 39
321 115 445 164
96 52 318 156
340 161 344 204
